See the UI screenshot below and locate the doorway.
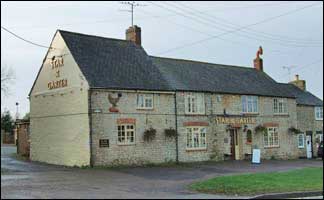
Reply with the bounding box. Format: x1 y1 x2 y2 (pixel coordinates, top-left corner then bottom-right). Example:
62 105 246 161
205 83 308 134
230 129 240 160
306 132 313 159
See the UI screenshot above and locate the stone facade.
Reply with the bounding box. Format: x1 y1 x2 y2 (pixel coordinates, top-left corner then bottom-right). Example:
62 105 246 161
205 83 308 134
296 105 323 158
90 90 302 166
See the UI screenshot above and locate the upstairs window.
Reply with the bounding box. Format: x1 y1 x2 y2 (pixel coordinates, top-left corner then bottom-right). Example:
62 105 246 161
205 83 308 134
273 98 288 114
137 94 153 109
315 107 323 120
242 96 258 113
185 93 205 114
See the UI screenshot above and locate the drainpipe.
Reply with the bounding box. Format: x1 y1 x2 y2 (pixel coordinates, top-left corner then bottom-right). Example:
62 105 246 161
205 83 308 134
174 92 179 164
88 89 94 168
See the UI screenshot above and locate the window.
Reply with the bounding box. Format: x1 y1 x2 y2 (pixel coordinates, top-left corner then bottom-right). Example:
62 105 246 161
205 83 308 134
117 124 135 145
316 131 323 143
298 133 305 148
273 98 288 114
264 127 279 147
242 96 258 113
315 107 323 120
246 130 252 144
186 127 207 149
137 94 153 109
185 93 205 114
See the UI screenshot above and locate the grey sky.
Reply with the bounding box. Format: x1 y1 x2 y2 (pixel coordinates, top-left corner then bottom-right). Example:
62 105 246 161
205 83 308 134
1 1 323 117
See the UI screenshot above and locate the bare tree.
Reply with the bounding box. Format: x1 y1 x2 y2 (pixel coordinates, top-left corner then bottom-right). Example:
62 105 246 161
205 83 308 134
1 63 15 97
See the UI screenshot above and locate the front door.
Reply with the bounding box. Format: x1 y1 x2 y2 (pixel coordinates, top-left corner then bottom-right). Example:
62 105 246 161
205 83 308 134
230 129 239 160
306 135 312 159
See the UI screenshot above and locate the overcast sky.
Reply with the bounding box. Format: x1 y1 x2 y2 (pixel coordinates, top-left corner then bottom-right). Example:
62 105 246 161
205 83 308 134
1 1 323 117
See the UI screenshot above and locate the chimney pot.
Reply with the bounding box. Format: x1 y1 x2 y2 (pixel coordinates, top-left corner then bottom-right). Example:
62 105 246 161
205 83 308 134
295 74 299 81
126 25 141 46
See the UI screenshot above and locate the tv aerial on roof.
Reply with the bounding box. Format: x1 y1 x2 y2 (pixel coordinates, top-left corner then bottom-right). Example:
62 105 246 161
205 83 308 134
119 1 147 27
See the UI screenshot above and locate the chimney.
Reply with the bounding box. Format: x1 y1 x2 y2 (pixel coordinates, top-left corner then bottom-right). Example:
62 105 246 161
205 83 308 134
126 25 141 46
289 74 306 91
253 46 263 71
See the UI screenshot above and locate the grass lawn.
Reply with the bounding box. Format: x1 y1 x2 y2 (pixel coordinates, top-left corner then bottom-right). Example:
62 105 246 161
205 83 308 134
189 167 323 195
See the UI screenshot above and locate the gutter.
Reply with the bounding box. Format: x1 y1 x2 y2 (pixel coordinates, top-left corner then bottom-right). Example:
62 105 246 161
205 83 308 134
88 89 94 168
174 92 179 164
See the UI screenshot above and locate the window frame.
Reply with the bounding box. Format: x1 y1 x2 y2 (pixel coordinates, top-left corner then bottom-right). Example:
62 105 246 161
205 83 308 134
137 94 154 110
242 95 259 114
264 127 279 148
117 124 136 145
273 98 288 114
186 126 207 150
184 93 205 115
297 133 305 148
315 106 323 120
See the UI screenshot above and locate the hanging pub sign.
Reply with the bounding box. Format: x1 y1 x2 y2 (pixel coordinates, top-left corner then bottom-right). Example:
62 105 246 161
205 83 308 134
215 116 256 124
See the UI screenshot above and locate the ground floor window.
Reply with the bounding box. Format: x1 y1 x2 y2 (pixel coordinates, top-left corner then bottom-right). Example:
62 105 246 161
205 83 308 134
186 127 207 149
117 124 135 145
264 127 279 147
246 129 252 144
298 133 305 148
316 131 323 143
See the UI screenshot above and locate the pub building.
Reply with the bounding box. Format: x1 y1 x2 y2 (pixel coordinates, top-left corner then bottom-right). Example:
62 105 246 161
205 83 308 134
29 25 323 167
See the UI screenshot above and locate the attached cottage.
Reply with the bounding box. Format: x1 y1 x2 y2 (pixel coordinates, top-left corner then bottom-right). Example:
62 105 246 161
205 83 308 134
29 25 323 167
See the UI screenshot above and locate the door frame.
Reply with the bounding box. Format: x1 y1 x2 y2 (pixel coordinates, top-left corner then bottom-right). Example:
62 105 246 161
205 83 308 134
229 128 240 160
306 131 313 158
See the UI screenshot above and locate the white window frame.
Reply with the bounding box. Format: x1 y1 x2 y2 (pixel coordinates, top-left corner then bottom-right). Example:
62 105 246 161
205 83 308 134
186 126 207 150
137 94 154 109
315 107 323 120
117 124 135 145
297 133 305 148
242 95 258 114
273 98 288 114
264 127 279 148
184 93 205 115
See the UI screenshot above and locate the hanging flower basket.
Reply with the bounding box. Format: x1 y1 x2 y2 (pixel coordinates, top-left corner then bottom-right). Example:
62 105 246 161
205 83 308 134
164 128 177 138
143 128 156 142
288 126 301 134
254 124 267 133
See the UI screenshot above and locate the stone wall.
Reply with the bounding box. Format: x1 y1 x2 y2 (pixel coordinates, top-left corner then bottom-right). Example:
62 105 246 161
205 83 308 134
297 105 323 157
91 90 300 166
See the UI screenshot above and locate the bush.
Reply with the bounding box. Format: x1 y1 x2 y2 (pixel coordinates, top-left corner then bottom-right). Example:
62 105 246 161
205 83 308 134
164 128 177 138
143 128 156 142
254 124 267 133
288 126 301 134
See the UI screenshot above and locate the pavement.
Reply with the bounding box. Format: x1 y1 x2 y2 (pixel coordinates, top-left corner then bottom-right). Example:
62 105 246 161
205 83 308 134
1 145 323 199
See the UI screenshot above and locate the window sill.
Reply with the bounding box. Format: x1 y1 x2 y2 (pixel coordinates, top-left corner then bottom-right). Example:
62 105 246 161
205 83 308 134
242 113 259 116
117 143 135 146
184 113 206 116
264 146 280 149
186 148 207 152
298 147 305 149
315 119 323 121
274 113 289 117
136 108 154 111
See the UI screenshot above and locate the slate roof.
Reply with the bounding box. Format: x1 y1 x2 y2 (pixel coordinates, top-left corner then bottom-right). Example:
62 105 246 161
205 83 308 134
58 30 296 98
151 56 294 98
59 30 172 91
278 83 323 106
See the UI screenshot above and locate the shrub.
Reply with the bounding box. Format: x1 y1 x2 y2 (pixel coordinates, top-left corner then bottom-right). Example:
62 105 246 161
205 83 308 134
254 124 267 133
164 128 177 138
288 126 301 134
143 128 156 142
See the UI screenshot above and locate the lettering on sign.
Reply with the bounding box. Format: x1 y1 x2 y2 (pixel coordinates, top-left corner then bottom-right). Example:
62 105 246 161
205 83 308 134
216 116 256 124
48 79 68 90
47 55 68 90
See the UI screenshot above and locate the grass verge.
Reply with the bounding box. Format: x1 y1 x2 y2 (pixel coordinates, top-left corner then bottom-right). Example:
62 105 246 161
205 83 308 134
189 167 323 195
